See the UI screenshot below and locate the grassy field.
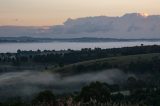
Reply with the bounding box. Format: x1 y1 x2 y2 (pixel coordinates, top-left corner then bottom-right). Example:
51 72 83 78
51 53 160 75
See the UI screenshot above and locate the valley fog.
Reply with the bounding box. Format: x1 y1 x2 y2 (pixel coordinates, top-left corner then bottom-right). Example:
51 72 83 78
0 69 134 100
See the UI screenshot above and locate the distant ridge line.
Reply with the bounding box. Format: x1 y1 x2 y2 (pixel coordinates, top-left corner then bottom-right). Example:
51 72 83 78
0 37 160 43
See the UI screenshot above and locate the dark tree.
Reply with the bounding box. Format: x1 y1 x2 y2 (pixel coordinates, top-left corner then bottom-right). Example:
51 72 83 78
76 82 111 103
32 90 56 104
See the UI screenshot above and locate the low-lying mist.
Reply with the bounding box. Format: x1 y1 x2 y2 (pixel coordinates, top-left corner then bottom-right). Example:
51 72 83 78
0 69 135 100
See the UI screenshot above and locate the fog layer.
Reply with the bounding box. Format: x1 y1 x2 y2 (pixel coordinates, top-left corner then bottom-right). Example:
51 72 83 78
0 69 134 100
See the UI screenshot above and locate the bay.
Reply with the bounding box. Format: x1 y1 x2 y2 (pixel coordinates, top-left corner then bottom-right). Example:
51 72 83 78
0 41 160 53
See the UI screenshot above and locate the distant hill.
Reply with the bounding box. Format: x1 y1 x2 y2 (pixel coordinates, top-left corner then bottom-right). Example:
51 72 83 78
0 13 160 38
0 37 160 43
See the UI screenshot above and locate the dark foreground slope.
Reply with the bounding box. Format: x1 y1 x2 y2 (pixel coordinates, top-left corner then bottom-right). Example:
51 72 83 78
53 53 160 76
0 53 160 106
1 47 160 105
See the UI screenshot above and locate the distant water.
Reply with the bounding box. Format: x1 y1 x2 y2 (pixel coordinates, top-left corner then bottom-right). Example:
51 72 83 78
0 41 160 53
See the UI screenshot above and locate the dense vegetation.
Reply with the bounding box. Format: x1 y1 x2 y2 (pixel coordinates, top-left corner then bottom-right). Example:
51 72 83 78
0 82 160 106
1 45 160 68
1 45 160 106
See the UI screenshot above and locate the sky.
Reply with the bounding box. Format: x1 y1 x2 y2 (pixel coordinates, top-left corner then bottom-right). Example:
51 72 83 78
0 0 160 26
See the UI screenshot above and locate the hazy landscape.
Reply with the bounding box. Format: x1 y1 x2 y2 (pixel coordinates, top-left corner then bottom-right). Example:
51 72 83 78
0 44 160 106
1 0 160 106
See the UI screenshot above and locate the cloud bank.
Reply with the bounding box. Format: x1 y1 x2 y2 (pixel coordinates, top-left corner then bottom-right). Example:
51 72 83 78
0 13 160 38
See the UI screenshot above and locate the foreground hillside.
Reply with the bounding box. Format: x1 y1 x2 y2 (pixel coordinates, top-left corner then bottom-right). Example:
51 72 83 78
0 46 160 105
0 53 160 106
53 53 160 76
